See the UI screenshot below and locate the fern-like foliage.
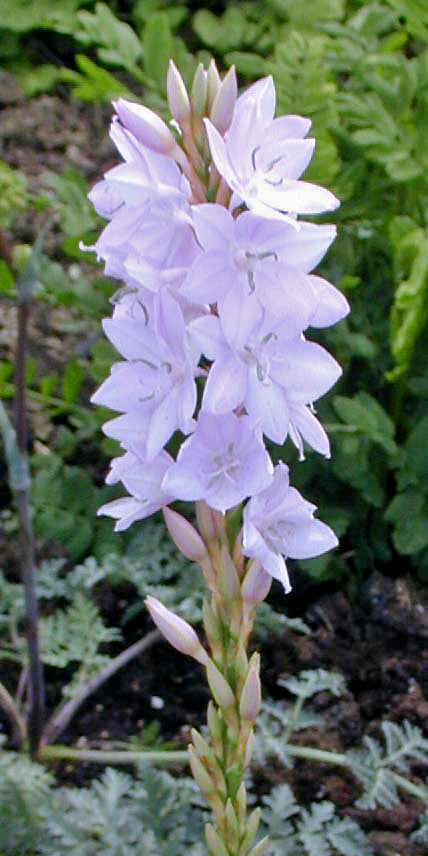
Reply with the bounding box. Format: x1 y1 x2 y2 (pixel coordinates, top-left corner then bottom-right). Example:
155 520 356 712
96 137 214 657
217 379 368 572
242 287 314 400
39 765 205 855
347 720 428 809
279 669 346 701
262 784 374 856
39 592 121 696
0 750 53 855
254 669 347 766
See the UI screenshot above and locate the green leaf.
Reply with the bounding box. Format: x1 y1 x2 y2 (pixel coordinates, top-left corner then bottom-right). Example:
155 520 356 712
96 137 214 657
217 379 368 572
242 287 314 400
77 3 142 73
62 360 84 405
333 392 397 453
143 12 173 90
387 220 428 381
61 55 132 102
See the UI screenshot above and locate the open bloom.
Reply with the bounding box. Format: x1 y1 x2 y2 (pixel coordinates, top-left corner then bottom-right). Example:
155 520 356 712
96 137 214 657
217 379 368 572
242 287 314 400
243 463 338 590
162 411 273 512
189 306 341 452
92 292 200 459
98 450 174 530
204 76 339 218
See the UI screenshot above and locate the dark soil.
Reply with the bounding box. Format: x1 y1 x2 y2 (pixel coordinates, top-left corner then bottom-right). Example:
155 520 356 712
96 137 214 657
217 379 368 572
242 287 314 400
2 85 428 856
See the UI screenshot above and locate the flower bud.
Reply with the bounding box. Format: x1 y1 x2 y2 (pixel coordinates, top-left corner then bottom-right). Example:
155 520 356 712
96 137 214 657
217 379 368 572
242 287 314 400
236 782 247 825
196 500 218 542
191 63 208 116
207 59 221 112
225 798 240 842
163 507 208 562
239 654 261 723
188 745 216 797
239 808 261 854
191 728 213 763
203 598 223 645
209 66 237 135
218 544 241 602
206 661 235 710
113 98 176 154
145 596 209 665
207 701 223 748
244 730 254 768
167 60 191 124
248 835 269 856
241 560 272 607
205 823 229 856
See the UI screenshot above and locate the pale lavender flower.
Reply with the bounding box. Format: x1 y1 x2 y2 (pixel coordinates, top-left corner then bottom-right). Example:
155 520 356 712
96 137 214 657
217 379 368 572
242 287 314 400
92 292 200 459
183 205 321 327
98 450 174 530
242 462 338 591
204 76 339 217
189 307 341 452
162 411 273 512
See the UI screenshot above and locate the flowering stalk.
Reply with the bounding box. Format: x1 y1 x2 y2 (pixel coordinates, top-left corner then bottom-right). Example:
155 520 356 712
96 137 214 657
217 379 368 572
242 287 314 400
87 59 349 854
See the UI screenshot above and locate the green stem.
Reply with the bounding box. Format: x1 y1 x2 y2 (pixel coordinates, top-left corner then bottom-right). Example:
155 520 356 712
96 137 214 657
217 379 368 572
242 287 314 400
40 745 188 765
286 744 428 804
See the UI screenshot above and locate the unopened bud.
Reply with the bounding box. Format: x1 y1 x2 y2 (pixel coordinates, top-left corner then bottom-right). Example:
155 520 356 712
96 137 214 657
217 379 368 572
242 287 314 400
244 730 254 768
209 66 237 134
191 63 208 116
188 745 215 797
114 98 176 154
239 808 261 854
207 59 221 112
248 835 269 856
205 823 229 856
196 500 218 542
203 598 223 645
207 661 235 710
239 654 261 722
242 560 272 607
236 782 247 825
145 596 209 665
218 544 241 602
225 798 240 842
207 701 224 747
191 728 213 763
163 507 208 562
167 60 191 124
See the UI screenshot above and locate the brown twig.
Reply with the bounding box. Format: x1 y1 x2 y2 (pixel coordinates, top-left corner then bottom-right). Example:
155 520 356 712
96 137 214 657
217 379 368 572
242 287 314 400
0 680 26 746
40 630 160 747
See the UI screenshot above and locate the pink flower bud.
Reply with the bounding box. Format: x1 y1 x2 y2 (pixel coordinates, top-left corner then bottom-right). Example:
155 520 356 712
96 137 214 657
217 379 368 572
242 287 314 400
188 746 216 797
195 500 218 542
163 507 208 561
209 66 237 135
239 654 261 722
114 98 177 154
206 661 235 710
145 596 209 665
241 560 272 607
207 59 221 112
191 63 208 116
218 544 241 602
167 60 191 124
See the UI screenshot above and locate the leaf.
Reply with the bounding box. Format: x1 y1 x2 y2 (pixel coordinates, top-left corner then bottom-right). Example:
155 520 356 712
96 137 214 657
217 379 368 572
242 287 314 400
143 12 173 90
61 55 132 102
333 392 397 454
61 359 84 405
77 3 142 72
387 219 428 381
279 669 346 701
